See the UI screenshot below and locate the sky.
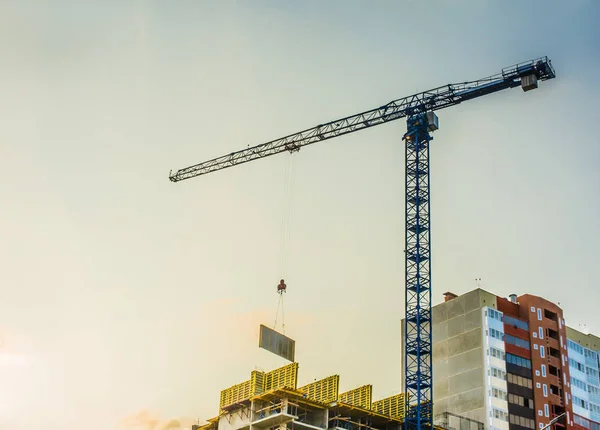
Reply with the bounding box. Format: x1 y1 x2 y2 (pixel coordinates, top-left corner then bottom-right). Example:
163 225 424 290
1 1 599 429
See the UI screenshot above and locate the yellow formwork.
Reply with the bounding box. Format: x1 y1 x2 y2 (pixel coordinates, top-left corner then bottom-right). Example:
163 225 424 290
298 375 340 404
219 379 253 409
339 385 372 409
196 417 219 430
264 362 299 391
370 393 408 419
219 363 299 409
251 370 265 395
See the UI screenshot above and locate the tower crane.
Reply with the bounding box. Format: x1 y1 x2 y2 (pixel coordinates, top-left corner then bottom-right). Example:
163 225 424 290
169 57 556 430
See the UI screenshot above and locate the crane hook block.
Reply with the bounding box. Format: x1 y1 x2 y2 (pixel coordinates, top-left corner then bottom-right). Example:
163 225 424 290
277 279 287 293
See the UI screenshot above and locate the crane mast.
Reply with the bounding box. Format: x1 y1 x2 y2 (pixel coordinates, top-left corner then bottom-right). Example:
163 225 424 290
170 57 555 430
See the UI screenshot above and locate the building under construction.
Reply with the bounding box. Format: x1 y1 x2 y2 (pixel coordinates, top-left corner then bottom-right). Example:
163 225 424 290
193 362 480 430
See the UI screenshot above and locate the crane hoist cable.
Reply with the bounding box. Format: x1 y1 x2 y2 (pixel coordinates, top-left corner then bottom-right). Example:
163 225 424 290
278 153 297 278
274 153 297 335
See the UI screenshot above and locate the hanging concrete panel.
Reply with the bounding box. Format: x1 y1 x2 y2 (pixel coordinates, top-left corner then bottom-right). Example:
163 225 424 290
259 324 296 362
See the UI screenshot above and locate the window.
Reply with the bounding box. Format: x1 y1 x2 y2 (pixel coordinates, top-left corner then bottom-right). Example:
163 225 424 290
508 393 534 409
493 408 508 421
490 347 505 360
574 414 598 430
573 395 589 409
586 366 599 382
538 410 543 416
537 382 541 388
544 404 549 417
506 353 532 369
503 315 529 330
539 327 544 339
537 308 542 320
569 339 585 355
488 308 503 321
570 358 585 372
509 414 536 429
572 377 587 391
531 306 536 312
584 349 598 363
536 370 540 376
540 346 545 358
489 327 504 341
492 387 507 400
543 384 548 397
507 373 533 389
505 334 530 349
542 365 547 377
589 385 600 396
533 332 538 338
534 344 538 350
590 403 600 414
490 367 507 380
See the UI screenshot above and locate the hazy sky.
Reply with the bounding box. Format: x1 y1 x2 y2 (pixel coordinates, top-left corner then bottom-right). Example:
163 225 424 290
1 1 599 429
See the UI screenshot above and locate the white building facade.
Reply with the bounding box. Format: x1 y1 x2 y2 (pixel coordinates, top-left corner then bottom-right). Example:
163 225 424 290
483 306 510 430
567 338 600 428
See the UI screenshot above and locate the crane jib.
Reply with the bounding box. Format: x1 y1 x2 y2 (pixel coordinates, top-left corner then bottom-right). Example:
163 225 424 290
169 56 554 182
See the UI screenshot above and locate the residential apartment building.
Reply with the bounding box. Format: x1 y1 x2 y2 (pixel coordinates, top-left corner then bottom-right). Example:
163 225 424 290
566 327 600 430
401 288 600 430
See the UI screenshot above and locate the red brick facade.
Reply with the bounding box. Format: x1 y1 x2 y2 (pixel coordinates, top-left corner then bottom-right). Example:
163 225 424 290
519 294 573 430
496 294 574 429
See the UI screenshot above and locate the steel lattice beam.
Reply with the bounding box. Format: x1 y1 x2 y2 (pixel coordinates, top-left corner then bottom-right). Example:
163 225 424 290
169 57 554 182
403 114 433 430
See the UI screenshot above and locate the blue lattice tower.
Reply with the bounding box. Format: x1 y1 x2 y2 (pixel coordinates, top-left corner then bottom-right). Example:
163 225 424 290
403 113 434 430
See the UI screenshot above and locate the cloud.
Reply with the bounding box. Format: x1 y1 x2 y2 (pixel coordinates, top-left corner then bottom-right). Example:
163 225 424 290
120 409 160 430
162 419 181 430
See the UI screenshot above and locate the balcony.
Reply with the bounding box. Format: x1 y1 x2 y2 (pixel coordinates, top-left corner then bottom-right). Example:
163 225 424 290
253 413 296 429
548 393 564 408
546 337 560 351
550 414 567 429
253 403 296 429
544 309 559 324
546 373 562 388
548 355 561 369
